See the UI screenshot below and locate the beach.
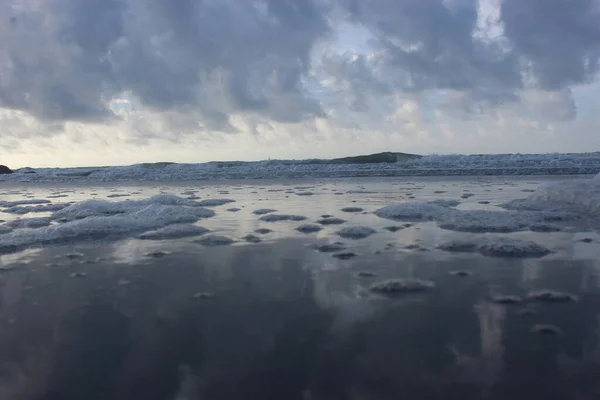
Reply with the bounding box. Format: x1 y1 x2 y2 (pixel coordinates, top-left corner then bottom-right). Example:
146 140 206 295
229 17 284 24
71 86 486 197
1 176 600 399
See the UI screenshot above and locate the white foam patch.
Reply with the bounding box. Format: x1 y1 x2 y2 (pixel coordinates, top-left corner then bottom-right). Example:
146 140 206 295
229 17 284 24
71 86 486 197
0 199 51 207
438 210 532 233
196 199 235 207
296 224 323 233
243 234 262 243
430 199 461 207
375 202 449 221
106 193 131 198
376 201 574 233
314 243 346 253
195 235 234 246
504 174 600 215
336 226 377 239
253 209 277 215
341 207 364 213
6 217 52 228
439 237 551 258
138 224 210 240
478 238 551 257
317 217 346 225
2 203 70 214
259 214 307 222
53 194 213 221
0 196 215 253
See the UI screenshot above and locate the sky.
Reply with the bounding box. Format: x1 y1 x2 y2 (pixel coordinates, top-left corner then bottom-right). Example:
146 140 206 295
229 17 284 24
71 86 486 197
1 0 600 168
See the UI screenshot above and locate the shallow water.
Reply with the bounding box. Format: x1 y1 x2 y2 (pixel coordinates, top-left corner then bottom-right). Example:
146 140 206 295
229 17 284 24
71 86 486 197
1 176 600 399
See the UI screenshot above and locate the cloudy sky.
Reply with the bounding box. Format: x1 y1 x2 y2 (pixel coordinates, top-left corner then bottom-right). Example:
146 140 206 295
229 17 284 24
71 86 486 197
1 0 599 167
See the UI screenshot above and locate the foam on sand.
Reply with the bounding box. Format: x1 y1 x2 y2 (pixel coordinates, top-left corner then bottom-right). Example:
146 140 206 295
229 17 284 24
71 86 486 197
296 224 323 234
253 209 277 215
332 251 357 260
6 217 52 229
336 226 377 239
259 214 307 222
196 199 236 207
195 235 234 246
376 199 579 233
2 203 70 215
439 237 551 258
504 173 600 216
0 199 51 207
52 194 215 221
375 202 448 221
341 207 364 213
314 243 346 253
0 195 215 253
317 217 346 225
243 234 262 243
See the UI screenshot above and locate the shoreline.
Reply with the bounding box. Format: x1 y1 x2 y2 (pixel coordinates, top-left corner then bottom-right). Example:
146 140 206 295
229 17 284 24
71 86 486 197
2 168 599 184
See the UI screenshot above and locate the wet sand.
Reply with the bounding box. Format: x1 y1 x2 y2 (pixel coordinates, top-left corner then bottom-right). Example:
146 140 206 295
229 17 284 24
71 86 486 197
1 176 600 399
0 239 599 399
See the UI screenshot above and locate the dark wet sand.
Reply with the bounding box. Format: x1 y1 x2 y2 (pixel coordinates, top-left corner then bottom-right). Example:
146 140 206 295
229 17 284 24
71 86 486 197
1 239 599 400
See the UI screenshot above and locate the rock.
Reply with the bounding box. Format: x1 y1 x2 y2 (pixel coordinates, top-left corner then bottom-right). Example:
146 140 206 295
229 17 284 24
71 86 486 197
0 165 13 174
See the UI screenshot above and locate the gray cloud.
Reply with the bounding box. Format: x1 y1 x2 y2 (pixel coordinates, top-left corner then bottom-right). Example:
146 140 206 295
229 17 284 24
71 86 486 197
328 0 600 115
502 0 600 89
334 0 521 92
1 0 329 127
0 0 598 130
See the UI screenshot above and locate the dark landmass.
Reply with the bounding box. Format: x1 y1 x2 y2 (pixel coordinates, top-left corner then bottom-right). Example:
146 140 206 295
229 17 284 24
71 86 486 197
309 152 421 164
0 165 13 174
212 152 421 168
